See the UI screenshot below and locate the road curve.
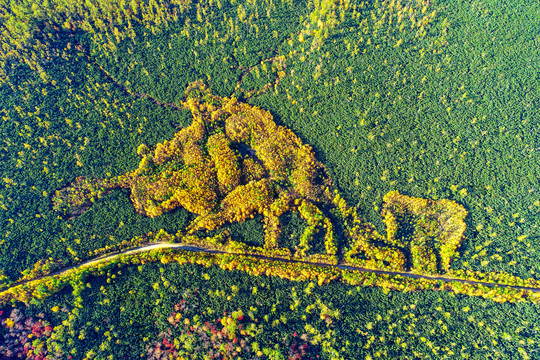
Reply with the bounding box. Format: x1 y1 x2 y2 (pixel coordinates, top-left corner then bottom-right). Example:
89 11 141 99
4 242 540 294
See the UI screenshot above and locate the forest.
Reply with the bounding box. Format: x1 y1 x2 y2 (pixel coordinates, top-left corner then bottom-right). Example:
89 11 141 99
1 0 540 358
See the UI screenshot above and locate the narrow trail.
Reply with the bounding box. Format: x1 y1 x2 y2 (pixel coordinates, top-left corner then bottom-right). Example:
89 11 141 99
20 51 535 297
5 242 540 294
85 47 282 108
87 56 185 111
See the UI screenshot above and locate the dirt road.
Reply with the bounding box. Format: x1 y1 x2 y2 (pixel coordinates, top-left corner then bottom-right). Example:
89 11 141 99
4 242 539 295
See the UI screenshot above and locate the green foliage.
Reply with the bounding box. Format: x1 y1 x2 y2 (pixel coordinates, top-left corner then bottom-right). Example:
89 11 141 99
5 260 540 359
229 215 265 248
1 0 540 357
381 190 467 273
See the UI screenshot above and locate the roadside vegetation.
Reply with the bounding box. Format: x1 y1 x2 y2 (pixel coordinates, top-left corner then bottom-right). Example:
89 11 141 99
2 256 540 359
1 0 540 357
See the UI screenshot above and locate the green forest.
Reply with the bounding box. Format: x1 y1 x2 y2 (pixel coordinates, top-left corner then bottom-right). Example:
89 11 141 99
1 0 540 358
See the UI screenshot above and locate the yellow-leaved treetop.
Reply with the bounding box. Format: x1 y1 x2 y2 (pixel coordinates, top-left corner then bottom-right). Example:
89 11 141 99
53 81 467 273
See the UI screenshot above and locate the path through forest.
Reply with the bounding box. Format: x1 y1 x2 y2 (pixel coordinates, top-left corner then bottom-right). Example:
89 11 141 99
5 242 540 295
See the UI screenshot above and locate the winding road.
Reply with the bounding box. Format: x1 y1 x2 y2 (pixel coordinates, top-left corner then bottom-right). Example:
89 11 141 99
6 55 535 297
5 242 540 294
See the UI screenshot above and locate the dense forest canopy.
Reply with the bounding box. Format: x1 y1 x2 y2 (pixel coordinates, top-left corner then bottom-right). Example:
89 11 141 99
1 0 540 358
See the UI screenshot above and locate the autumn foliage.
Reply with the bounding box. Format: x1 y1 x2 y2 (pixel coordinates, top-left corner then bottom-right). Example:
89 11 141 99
53 82 338 264
340 190 467 274
53 82 468 273
382 191 467 273
0 309 56 360
146 290 319 359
